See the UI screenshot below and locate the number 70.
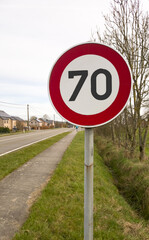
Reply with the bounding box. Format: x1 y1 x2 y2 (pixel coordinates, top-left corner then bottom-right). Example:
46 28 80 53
68 69 112 101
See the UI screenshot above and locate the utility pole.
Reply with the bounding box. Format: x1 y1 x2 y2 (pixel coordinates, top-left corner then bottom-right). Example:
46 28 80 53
61 117 63 128
53 114 55 128
27 104 29 131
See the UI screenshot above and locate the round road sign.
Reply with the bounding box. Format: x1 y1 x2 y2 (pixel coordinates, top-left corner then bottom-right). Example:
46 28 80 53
48 42 132 128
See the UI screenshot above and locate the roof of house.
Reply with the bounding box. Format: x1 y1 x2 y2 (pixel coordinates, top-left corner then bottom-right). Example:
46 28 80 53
0 111 25 121
39 118 46 122
11 116 25 121
0 110 11 120
30 119 42 123
36 119 42 123
46 120 54 124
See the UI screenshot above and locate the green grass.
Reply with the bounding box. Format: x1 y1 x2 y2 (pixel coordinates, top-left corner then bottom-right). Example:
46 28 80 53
95 135 149 219
0 132 69 180
13 132 149 240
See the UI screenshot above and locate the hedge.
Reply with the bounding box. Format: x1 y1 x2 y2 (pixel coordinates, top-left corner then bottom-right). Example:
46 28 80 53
0 127 10 133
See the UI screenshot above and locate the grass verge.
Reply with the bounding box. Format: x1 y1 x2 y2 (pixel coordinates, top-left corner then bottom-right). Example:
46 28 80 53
0 132 69 180
13 132 149 240
95 135 149 219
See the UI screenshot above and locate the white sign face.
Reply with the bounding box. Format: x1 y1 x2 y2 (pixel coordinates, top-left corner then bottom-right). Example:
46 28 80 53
60 55 119 115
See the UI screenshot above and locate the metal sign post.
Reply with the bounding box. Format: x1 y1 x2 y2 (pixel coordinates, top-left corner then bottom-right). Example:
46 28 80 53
84 128 93 240
48 42 132 240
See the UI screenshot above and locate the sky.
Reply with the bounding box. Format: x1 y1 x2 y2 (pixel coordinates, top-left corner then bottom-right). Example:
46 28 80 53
0 0 148 121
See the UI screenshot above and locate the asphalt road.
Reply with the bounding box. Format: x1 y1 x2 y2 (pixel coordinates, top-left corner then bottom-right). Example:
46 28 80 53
0 128 72 156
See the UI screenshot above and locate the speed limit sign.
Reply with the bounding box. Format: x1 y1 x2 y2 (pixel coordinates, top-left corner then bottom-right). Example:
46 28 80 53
48 42 132 127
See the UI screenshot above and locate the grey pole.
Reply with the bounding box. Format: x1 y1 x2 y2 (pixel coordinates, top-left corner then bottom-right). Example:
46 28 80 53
84 128 94 240
27 104 29 131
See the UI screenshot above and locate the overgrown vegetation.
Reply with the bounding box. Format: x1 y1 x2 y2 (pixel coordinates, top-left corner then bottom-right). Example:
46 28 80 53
13 132 149 240
95 133 149 219
0 132 69 180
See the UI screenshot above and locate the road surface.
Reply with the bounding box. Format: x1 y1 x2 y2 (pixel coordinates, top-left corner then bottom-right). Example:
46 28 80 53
0 128 72 156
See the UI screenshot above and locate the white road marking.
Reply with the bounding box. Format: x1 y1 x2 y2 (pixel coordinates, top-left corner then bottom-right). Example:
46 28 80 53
0 130 60 143
0 133 61 157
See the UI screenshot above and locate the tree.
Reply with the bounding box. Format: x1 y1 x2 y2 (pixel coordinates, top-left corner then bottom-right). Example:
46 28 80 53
43 114 50 120
30 116 37 121
16 121 24 131
95 0 149 160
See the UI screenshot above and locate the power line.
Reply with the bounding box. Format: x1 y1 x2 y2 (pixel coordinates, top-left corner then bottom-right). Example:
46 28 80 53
0 101 26 106
0 100 59 120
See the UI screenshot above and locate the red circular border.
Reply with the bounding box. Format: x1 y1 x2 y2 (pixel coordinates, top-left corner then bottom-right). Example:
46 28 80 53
49 43 132 127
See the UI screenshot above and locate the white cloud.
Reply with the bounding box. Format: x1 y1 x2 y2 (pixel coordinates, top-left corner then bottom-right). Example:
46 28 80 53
0 82 47 101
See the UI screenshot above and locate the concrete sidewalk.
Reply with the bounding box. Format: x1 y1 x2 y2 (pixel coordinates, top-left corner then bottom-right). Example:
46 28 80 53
0 130 76 240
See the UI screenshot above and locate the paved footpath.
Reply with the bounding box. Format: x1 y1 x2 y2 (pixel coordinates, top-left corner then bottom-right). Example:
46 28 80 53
0 130 76 240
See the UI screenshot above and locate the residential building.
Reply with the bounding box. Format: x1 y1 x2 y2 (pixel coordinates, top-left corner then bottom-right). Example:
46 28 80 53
46 119 55 128
11 116 27 130
0 110 13 129
39 118 48 127
0 110 27 130
29 119 42 130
